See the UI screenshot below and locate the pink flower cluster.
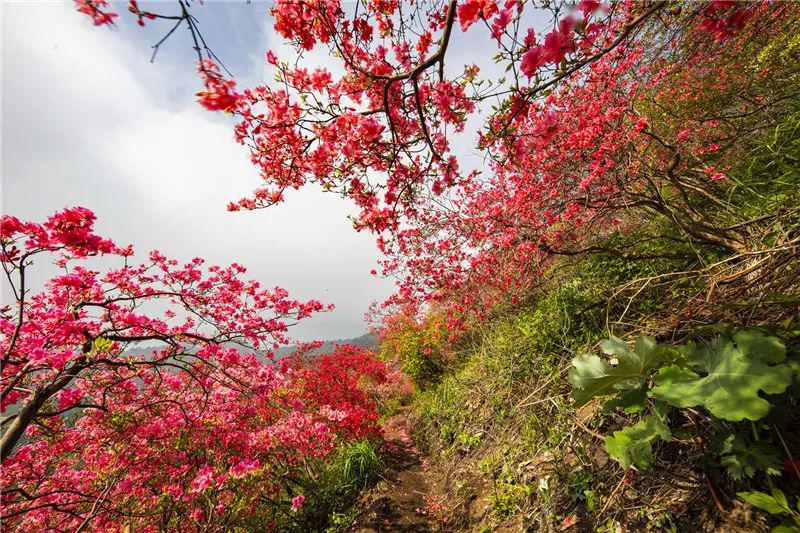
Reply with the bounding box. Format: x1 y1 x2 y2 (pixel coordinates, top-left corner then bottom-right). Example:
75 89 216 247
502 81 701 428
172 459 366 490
1 208 405 530
74 0 117 26
196 59 240 112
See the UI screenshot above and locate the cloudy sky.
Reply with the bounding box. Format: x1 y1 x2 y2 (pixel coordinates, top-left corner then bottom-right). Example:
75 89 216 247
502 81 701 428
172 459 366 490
2 1 403 341
1 0 538 341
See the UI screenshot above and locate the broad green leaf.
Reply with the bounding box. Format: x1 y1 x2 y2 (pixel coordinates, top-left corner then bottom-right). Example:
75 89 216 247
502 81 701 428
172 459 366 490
769 488 790 514
770 525 799 533
568 335 666 406
599 336 630 357
604 414 670 470
733 329 786 363
738 491 787 515
602 386 647 414
634 335 658 359
650 338 792 421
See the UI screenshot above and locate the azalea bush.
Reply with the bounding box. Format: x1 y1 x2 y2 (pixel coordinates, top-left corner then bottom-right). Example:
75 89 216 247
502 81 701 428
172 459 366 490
378 309 452 387
49 0 800 528
0 208 396 530
75 1 797 319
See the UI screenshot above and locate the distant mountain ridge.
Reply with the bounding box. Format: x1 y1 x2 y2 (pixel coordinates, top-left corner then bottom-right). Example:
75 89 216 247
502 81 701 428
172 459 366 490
119 333 377 361
274 332 376 359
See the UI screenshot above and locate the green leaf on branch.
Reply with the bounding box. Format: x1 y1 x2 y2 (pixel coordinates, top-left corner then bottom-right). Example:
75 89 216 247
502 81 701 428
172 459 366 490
711 432 782 480
604 414 671 470
738 489 792 515
650 332 792 421
568 335 670 406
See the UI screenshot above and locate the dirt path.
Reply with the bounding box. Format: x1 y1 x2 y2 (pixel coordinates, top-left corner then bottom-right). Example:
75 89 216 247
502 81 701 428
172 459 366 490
350 411 434 532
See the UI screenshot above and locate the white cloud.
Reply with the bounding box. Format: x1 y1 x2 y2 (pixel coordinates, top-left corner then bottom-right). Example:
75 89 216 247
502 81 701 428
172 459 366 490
2 1 394 341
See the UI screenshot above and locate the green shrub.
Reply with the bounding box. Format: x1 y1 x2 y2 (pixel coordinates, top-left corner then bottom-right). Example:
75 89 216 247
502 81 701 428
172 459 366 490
335 440 383 492
569 327 797 475
379 312 450 386
291 440 383 531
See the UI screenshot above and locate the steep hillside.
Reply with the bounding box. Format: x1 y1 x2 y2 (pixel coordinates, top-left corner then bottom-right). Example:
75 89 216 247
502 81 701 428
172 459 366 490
372 10 800 531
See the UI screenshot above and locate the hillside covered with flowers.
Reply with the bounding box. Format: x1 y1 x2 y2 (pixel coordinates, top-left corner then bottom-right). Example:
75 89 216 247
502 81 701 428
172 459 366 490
3 0 799 530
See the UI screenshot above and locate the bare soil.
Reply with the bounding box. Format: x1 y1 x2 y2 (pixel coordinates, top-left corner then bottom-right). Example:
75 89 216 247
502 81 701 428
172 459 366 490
349 411 435 532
